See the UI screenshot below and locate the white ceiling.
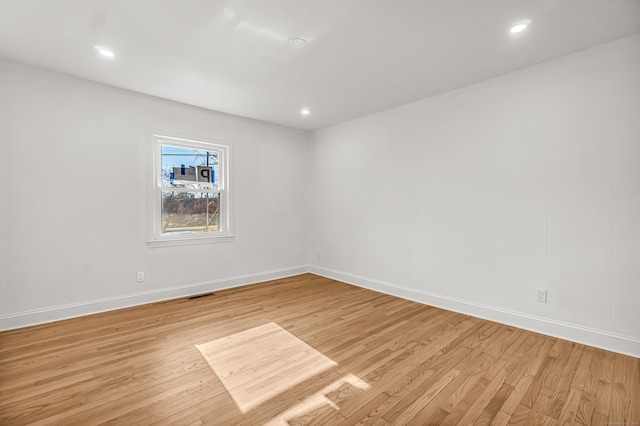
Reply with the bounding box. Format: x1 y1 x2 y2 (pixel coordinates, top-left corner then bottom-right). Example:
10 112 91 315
1 0 639 130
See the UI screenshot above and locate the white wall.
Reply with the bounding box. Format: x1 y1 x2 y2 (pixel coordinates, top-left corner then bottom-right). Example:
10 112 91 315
0 61 311 328
310 36 640 356
2 36 639 357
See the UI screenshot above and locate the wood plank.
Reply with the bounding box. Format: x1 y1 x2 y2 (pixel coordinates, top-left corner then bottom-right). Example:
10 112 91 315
557 387 582 425
609 352 631 424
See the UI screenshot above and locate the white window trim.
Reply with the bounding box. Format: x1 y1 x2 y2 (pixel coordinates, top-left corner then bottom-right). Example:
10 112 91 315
148 133 234 248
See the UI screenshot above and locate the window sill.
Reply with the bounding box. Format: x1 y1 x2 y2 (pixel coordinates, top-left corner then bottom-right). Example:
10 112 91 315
147 235 235 248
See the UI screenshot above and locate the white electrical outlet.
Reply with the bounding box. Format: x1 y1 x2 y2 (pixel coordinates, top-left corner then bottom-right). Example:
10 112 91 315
536 288 547 303
137 271 145 282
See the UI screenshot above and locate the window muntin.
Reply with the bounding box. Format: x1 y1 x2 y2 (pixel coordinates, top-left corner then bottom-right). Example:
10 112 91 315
150 135 232 245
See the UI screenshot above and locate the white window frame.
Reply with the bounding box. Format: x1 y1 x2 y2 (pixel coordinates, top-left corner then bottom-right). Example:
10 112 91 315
148 133 234 247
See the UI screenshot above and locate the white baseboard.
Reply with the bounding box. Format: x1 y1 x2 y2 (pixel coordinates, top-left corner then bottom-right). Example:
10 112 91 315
0 265 310 332
4 264 638 358
309 265 640 358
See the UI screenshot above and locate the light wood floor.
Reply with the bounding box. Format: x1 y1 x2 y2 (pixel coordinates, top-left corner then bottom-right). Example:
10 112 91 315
1 274 638 425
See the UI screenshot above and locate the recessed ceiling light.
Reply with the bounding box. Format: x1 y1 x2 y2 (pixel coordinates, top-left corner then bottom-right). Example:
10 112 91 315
289 37 307 49
301 108 310 115
510 19 532 34
94 46 115 58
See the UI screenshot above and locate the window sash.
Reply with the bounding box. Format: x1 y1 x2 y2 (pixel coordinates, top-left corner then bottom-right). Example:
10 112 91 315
154 137 227 191
158 187 222 194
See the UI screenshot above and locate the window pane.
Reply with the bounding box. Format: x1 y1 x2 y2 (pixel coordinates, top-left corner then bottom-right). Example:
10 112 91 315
161 191 220 234
161 145 219 189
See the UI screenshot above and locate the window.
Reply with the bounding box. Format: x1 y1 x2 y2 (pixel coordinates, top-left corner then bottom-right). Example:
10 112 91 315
149 134 233 246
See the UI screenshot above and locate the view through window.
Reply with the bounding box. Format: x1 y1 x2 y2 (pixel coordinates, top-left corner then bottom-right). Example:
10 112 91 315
161 145 220 234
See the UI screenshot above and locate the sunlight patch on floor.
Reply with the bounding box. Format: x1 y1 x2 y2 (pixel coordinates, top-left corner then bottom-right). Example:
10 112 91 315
196 322 337 413
264 373 371 426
